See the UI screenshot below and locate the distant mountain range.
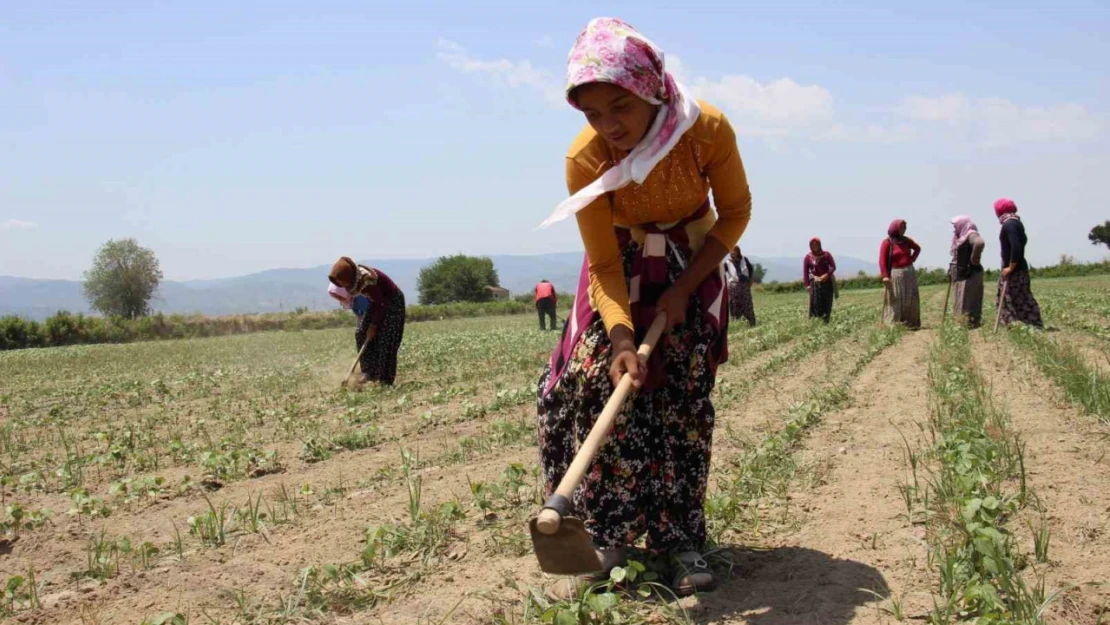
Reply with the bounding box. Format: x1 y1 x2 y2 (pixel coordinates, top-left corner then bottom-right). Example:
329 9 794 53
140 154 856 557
0 253 878 321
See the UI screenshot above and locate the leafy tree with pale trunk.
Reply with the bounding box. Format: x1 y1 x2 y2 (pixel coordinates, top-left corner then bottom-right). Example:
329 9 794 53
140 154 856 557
83 238 163 319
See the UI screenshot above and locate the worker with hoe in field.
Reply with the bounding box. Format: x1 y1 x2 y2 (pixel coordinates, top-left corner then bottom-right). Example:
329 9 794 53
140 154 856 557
803 237 837 323
536 17 752 598
879 219 922 329
535 279 558 331
724 245 757 326
949 215 986 328
993 198 1043 328
327 257 406 386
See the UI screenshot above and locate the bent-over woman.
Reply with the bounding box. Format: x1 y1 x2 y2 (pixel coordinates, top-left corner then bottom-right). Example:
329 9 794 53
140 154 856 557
537 17 752 598
328 257 406 385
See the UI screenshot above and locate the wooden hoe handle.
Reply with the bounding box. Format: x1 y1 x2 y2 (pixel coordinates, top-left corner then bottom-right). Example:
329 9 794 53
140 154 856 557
994 279 1009 332
534 314 668 535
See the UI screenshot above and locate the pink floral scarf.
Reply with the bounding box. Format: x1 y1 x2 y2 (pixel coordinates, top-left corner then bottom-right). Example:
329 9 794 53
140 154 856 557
540 17 700 228
950 215 979 255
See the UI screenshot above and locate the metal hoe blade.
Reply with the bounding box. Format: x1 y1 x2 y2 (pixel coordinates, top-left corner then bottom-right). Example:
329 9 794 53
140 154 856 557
529 516 603 575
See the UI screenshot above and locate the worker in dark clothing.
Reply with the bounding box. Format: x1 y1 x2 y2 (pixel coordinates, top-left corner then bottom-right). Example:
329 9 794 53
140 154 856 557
993 198 1043 328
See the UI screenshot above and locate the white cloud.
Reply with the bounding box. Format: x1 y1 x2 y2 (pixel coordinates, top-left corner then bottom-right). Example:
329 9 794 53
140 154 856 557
435 39 563 105
436 41 1103 149
692 76 833 124
895 93 1104 147
0 219 37 231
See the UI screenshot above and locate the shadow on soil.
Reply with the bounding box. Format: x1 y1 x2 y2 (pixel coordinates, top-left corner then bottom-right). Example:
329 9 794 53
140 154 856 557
691 545 890 625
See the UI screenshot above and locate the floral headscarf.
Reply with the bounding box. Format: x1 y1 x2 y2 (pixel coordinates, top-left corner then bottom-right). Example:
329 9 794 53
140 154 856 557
540 17 700 228
950 215 979 255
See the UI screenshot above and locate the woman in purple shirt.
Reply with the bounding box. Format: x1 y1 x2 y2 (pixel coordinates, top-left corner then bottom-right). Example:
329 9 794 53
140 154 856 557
804 237 837 323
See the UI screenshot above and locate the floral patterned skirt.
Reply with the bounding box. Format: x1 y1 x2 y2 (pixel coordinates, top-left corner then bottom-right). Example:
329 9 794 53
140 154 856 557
355 292 406 385
536 242 720 553
997 270 1043 328
728 278 757 326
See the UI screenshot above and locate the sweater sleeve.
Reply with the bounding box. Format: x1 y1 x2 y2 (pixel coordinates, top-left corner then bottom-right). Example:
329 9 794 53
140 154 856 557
567 158 633 334
1005 222 1025 266
970 233 985 265
908 238 921 263
827 253 837 274
879 239 891 278
703 114 753 250
803 257 813 286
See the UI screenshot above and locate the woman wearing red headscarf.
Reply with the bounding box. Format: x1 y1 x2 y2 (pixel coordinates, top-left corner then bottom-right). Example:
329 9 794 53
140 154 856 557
536 17 752 597
994 199 1043 328
878 219 921 329
804 238 836 323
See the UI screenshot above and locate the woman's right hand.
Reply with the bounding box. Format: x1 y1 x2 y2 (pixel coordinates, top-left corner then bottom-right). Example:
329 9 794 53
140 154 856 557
609 326 647 389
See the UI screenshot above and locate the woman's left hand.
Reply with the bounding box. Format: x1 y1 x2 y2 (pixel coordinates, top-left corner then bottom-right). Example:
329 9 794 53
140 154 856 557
656 286 690 331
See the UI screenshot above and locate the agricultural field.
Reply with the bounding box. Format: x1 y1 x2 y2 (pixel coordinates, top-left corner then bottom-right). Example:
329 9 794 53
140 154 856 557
0 276 1108 625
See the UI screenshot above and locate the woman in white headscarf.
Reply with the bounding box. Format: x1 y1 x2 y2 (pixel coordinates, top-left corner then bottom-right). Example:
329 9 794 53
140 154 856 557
725 245 757 326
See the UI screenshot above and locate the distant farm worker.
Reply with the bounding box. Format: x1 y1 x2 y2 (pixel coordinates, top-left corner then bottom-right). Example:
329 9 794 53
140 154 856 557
535 279 558 331
879 219 922 329
993 199 1043 328
949 215 986 328
724 245 757 326
536 18 752 598
327 257 406 385
803 237 836 323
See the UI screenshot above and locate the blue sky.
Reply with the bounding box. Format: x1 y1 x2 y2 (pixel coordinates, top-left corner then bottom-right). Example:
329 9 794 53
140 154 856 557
2 1 1108 280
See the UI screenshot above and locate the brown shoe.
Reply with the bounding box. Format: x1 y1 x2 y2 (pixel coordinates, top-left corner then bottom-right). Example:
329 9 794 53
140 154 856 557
671 551 717 597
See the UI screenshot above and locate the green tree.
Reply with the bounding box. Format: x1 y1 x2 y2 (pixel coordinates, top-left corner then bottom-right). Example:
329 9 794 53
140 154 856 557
1089 220 1110 250
417 255 500 305
83 238 163 319
752 262 767 284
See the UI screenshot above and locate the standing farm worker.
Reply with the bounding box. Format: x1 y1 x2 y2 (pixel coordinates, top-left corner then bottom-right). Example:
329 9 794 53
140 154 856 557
803 237 836 323
535 279 558 331
879 219 922 329
327 257 406 385
724 245 757 326
949 215 986 328
536 17 752 598
993 199 1043 328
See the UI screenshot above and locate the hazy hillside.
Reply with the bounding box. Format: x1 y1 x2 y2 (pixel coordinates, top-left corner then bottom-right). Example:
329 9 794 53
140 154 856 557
1 253 878 320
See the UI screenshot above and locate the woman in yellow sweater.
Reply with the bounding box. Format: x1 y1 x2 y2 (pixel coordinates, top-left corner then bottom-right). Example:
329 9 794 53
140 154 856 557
538 17 752 597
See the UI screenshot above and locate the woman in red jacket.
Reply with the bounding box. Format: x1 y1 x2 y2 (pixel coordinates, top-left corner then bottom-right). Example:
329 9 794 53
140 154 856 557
879 219 921 329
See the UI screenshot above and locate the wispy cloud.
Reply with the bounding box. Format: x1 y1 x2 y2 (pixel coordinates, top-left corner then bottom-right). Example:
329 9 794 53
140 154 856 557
533 35 554 49
895 93 1105 148
0 219 38 232
436 39 563 105
689 75 834 137
436 41 1103 149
